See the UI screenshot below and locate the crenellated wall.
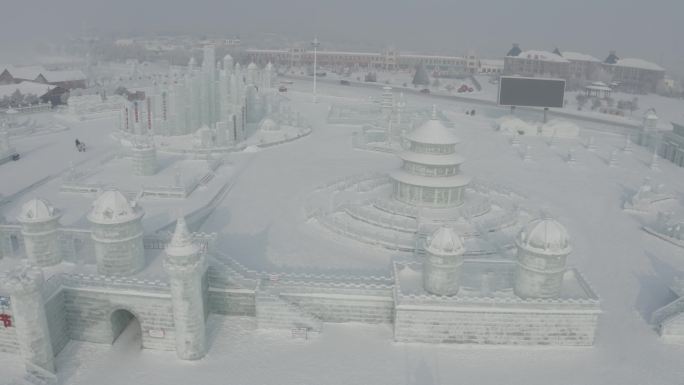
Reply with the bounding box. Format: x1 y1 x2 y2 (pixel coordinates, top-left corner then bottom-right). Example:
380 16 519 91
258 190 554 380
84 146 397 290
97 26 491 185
394 303 600 345
61 277 176 351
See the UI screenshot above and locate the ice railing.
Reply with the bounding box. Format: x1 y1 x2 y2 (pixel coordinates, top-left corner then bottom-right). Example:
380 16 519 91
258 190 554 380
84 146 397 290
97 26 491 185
256 126 312 149
211 252 393 289
651 277 684 325
0 103 51 115
393 262 600 307
143 232 216 253
61 273 170 294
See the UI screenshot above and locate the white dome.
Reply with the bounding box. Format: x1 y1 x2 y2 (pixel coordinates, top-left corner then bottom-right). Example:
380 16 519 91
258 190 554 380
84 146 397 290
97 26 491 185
18 198 59 222
259 118 280 132
426 227 465 256
517 218 571 254
247 62 258 70
223 54 233 62
404 117 460 145
88 190 143 224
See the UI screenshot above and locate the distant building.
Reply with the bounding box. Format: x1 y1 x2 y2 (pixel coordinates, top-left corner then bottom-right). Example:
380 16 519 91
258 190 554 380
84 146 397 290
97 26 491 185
503 44 666 93
0 66 86 90
661 121 684 167
562 51 601 83
601 52 665 93
503 49 570 79
245 47 500 76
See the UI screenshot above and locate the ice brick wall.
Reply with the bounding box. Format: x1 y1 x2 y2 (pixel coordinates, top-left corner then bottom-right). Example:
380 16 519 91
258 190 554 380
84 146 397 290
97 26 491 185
208 289 256 316
45 292 69 355
63 288 176 351
255 290 322 332
279 288 394 324
0 306 18 353
206 263 257 316
394 305 599 346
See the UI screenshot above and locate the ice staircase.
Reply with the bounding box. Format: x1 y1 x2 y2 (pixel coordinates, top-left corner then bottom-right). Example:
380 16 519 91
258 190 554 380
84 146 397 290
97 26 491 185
23 362 57 385
652 296 684 327
255 285 322 333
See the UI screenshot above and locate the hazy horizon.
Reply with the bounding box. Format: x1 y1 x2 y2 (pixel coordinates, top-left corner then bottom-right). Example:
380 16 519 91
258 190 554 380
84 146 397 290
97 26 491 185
1 0 683 73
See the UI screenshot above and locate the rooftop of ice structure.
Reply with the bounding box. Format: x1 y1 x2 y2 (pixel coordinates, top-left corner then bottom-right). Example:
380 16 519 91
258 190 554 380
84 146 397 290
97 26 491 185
404 111 460 145
517 217 572 255
87 189 143 225
425 227 465 256
17 198 59 222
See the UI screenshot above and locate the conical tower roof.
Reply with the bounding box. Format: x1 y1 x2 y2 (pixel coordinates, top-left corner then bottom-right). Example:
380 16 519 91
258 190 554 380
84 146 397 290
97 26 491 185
166 216 200 258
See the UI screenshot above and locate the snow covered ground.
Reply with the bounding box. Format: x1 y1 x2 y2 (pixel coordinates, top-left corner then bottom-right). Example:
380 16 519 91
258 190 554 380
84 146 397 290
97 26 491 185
2 78 684 384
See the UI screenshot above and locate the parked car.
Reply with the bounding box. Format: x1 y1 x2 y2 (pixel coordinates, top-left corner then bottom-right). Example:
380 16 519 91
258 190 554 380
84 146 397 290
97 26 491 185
420 88 430 94
278 85 288 92
340 80 351 85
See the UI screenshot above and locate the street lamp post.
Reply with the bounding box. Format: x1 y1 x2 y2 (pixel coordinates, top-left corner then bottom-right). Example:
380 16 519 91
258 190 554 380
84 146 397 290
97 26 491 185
312 37 320 103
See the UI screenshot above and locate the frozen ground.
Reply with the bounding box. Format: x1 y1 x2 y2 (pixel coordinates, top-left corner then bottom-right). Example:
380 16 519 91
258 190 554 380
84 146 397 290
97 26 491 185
2 79 684 384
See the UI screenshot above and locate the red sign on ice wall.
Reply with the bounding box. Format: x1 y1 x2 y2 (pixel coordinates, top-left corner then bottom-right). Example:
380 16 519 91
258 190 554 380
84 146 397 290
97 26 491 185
0 314 12 328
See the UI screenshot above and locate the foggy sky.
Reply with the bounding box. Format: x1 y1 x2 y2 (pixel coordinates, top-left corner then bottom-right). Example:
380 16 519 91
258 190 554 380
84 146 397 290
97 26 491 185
1 0 683 70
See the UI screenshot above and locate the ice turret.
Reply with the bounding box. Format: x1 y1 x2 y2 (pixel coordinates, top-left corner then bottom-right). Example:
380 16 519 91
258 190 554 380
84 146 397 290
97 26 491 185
514 217 572 298
163 217 207 360
88 190 145 275
423 226 465 296
17 199 62 266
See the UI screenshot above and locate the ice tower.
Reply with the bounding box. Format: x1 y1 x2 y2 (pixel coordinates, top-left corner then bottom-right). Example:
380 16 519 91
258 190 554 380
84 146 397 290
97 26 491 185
88 190 145 275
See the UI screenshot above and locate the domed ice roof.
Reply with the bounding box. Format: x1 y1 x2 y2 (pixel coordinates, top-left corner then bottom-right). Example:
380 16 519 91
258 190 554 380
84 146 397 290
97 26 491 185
259 118 280 132
517 218 572 254
18 198 59 222
426 227 465 256
88 189 143 225
398 151 465 166
404 116 460 146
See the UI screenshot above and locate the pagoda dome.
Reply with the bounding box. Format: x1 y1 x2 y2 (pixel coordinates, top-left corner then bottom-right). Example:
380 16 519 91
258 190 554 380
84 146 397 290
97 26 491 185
426 227 465 256
517 218 571 255
18 198 59 222
404 108 460 145
88 189 143 225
